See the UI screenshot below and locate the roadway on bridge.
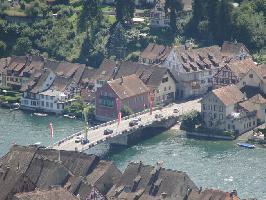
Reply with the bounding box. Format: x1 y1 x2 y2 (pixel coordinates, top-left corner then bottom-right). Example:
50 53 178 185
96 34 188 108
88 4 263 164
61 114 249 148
52 99 201 152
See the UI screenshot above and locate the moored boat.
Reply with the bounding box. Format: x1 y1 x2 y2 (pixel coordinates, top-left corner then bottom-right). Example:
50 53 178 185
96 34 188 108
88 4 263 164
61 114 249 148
33 112 48 117
64 114 76 119
237 143 255 149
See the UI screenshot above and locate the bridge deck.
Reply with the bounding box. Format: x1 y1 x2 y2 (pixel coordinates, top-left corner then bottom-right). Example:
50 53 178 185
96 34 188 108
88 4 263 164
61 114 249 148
51 99 201 152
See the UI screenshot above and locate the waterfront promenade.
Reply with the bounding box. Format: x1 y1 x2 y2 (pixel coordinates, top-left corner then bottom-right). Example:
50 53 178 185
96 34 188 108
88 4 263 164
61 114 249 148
52 99 201 152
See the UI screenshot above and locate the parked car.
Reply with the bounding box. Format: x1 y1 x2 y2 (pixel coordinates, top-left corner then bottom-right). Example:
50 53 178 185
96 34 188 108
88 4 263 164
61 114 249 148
75 136 82 143
129 119 139 127
173 109 179 113
134 117 142 122
104 129 113 135
155 114 163 119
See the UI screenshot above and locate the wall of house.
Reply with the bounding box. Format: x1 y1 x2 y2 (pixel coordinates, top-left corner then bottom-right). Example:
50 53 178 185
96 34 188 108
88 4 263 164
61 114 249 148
237 69 262 89
95 84 118 121
21 92 40 110
95 84 149 121
39 94 66 114
226 114 257 135
154 71 176 104
201 93 226 129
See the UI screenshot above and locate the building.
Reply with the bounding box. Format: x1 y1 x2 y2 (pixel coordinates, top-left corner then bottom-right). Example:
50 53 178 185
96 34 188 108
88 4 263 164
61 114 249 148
139 43 172 65
14 188 79 200
93 60 177 105
187 189 240 200
149 0 192 27
0 145 122 200
20 60 87 113
221 41 251 61
107 161 198 200
1 56 45 90
163 45 224 99
95 74 150 121
213 59 257 88
149 0 170 27
201 85 257 135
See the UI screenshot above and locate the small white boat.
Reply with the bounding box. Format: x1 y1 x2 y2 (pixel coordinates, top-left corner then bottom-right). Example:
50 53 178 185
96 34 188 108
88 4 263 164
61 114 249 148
64 114 76 119
10 103 20 110
34 142 42 145
237 143 255 149
33 112 48 117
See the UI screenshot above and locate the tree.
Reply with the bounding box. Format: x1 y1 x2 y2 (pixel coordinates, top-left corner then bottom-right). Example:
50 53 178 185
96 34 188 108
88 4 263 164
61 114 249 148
0 40 6 55
216 0 233 43
165 0 184 32
78 0 102 32
190 0 206 29
107 22 127 59
207 0 219 40
121 106 133 117
231 1 266 49
13 37 32 55
115 0 135 24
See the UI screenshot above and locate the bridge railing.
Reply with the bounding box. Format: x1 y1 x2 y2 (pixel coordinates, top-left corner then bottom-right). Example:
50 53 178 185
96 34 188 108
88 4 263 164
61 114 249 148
49 103 176 149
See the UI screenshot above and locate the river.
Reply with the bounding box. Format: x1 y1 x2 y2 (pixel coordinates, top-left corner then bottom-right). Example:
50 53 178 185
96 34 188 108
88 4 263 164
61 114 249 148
0 108 265 199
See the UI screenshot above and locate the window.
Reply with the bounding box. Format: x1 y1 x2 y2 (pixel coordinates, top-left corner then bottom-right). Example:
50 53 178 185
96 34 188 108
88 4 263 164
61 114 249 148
50 103 53 108
219 114 223 120
162 77 168 83
50 96 53 100
46 102 49 107
213 113 217 119
203 104 206 110
41 101 44 107
243 81 246 86
253 121 255 125
249 74 253 78
169 86 171 90
213 105 216 111
57 104 60 109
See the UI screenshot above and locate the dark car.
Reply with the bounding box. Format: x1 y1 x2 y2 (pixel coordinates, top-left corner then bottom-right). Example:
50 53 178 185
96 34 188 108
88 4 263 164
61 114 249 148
155 114 163 119
129 119 138 127
104 129 113 135
81 139 89 145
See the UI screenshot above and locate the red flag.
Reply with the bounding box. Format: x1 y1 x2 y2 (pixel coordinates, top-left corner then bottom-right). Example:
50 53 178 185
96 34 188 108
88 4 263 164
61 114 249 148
49 123 54 146
116 98 122 126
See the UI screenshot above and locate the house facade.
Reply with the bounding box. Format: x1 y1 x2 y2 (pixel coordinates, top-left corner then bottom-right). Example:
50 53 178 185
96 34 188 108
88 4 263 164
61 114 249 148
93 60 176 105
150 0 170 27
139 43 172 65
201 85 257 135
213 59 257 88
95 75 150 121
163 45 224 99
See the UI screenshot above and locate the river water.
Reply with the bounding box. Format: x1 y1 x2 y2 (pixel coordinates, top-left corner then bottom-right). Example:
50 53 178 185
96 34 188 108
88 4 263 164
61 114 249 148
0 108 265 199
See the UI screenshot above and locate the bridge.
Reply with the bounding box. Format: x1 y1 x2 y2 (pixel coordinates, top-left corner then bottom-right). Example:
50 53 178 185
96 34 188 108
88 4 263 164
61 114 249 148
51 99 200 152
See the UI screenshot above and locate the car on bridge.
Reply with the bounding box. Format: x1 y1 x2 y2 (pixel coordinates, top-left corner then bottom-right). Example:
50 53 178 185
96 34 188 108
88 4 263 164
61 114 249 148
155 114 163 119
104 129 113 135
129 119 139 127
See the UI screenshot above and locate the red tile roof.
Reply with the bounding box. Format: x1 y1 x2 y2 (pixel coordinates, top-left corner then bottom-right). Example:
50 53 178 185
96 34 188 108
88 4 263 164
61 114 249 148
212 85 245 106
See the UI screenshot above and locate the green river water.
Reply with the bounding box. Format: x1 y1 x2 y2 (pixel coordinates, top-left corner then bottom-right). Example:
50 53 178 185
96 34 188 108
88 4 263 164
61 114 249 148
0 108 265 199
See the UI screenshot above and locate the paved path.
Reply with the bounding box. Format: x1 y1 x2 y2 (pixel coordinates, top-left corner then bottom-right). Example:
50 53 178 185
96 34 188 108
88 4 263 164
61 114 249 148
52 99 201 152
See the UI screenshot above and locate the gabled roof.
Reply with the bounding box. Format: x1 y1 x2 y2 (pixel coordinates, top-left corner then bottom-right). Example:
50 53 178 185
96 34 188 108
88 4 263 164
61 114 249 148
221 41 250 57
238 100 256 112
174 45 224 73
107 161 198 200
212 85 245 106
14 188 78 200
249 94 266 105
0 145 121 199
95 59 176 89
107 74 150 100
140 43 172 64
187 189 239 200
227 59 257 78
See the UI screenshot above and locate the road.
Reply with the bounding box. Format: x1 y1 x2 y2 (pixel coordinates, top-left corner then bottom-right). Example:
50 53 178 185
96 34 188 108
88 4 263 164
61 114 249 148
52 99 201 152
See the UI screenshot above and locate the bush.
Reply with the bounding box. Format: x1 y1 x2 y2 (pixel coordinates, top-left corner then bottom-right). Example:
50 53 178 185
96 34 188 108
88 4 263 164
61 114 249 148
180 110 202 131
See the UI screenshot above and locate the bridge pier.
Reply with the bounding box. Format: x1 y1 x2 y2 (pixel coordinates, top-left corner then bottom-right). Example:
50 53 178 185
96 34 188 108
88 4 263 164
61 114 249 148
108 134 128 146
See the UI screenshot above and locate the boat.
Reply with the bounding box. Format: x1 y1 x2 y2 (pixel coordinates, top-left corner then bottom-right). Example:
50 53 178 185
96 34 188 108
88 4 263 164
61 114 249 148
64 114 76 119
237 143 255 149
33 112 48 117
10 103 20 110
34 142 42 145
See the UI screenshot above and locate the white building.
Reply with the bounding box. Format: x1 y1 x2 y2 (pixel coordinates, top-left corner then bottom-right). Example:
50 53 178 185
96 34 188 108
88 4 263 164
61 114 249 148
162 45 224 99
201 85 257 135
